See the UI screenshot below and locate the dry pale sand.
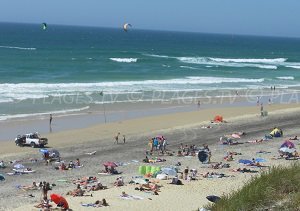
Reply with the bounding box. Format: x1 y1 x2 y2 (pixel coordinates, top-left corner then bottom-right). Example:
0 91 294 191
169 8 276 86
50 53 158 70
0 103 298 156
0 103 300 211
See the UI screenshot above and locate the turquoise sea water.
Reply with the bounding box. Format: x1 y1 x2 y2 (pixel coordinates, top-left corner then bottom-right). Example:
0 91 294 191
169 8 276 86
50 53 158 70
1 22 300 119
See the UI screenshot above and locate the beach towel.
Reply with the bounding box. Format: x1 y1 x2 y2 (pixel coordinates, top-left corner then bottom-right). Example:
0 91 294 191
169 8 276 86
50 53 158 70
81 203 97 207
255 158 266 162
238 159 252 164
120 195 144 200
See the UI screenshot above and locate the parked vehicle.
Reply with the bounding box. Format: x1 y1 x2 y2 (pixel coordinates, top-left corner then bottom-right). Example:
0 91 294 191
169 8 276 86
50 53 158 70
15 132 48 148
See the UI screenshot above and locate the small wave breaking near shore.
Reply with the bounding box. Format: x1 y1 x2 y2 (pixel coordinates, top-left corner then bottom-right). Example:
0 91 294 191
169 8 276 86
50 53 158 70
0 45 36 50
110 58 137 63
0 106 90 121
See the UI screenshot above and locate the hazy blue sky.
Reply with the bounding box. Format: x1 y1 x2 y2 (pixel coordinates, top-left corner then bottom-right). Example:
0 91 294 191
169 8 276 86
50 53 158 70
1 0 300 37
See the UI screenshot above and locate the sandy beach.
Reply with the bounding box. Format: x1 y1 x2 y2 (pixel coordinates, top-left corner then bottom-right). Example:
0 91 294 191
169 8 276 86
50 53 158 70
0 103 300 211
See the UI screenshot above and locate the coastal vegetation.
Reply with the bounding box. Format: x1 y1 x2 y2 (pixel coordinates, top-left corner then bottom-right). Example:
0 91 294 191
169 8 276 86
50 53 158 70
206 163 300 211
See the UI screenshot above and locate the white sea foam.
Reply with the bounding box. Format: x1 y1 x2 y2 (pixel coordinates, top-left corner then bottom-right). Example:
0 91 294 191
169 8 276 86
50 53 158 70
177 57 278 69
209 57 287 63
0 45 36 50
0 106 90 121
286 65 300 69
110 58 137 63
0 76 265 102
276 76 295 80
143 54 171 58
180 66 199 70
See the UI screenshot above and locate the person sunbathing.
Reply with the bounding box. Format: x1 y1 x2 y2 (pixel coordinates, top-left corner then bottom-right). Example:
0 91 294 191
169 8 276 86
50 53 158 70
88 182 107 191
289 136 298 140
247 139 263 143
224 155 233 161
75 158 81 166
114 177 124 187
59 162 67 170
143 156 150 163
139 182 159 192
95 199 109 207
211 162 222 169
34 196 51 210
231 168 258 173
169 176 183 185
20 181 39 191
67 184 85 196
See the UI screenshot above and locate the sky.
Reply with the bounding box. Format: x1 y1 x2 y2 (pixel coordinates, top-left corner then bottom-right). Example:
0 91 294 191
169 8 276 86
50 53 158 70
1 0 300 37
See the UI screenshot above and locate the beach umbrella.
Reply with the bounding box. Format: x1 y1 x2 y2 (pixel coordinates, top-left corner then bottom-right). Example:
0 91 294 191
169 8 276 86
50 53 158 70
103 161 118 168
13 164 25 169
238 159 252 164
198 150 208 163
49 149 60 158
279 147 296 153
50 194 69 209
39 148 49 154
214 115 223 122
281 140 295 148
161 167 177 176
206 195 221 203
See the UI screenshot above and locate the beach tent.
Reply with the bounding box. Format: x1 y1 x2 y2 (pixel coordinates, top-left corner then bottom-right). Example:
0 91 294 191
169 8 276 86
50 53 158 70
281 140 295 148
279 147 296 153
50 194 69 209
161 167 177 176
214 115 223 122
198 150 209 163
138 165 161 175
13 164 25 169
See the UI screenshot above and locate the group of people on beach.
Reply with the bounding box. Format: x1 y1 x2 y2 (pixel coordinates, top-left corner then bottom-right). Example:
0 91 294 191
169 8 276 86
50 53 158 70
114 132 126 144
148 136 168 153
55 158 81 170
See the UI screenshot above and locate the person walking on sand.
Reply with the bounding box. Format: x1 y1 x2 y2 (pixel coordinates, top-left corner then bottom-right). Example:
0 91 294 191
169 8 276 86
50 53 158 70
260 103 264 116
114 132 120 144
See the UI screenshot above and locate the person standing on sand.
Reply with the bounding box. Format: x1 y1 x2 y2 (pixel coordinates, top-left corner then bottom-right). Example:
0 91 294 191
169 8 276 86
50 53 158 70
260 103 264 116
49 114 52 126
184 166 189 180
123 135 126 144
114 132 120 144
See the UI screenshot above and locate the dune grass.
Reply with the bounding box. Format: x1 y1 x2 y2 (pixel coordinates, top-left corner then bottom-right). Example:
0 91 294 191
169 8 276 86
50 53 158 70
205 162 300 211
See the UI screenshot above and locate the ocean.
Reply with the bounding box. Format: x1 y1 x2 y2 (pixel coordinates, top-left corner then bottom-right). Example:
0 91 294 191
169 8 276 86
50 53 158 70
1 22 300 120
